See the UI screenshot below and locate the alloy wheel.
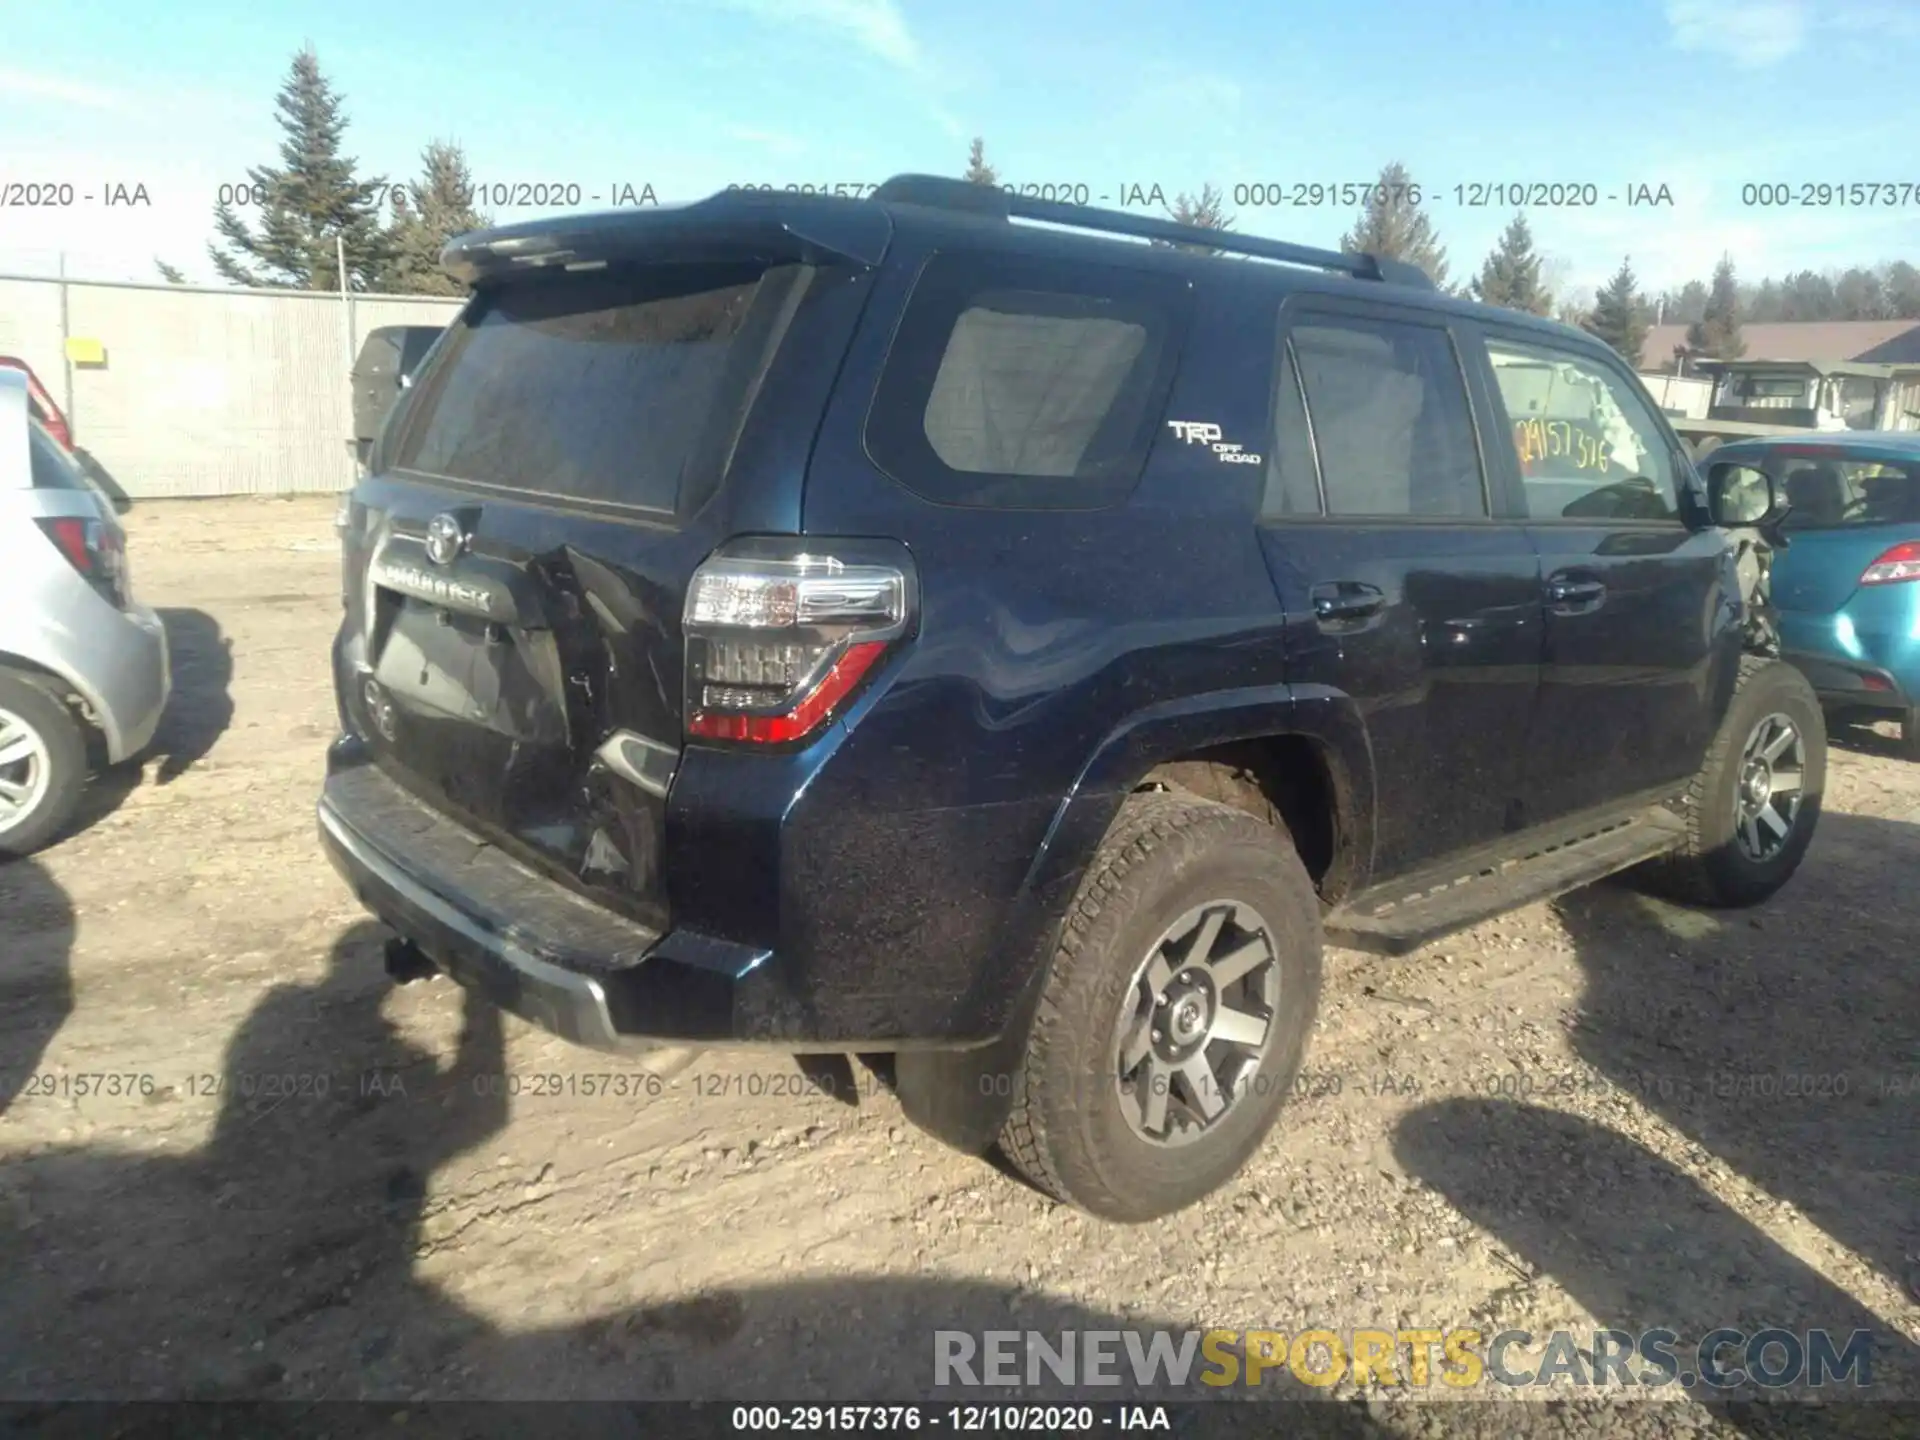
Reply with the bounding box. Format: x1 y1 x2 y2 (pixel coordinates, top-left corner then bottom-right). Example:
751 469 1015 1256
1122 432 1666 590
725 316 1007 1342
1733 711 1805 862
0 707 52 836
1112 901 1281 1146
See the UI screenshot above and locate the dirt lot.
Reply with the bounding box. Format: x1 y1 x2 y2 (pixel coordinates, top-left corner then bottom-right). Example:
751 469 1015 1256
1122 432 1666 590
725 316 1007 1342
1 496 1915 1429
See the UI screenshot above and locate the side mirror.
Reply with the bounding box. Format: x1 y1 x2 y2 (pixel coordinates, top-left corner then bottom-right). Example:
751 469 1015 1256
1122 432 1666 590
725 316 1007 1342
1706 462 1783 528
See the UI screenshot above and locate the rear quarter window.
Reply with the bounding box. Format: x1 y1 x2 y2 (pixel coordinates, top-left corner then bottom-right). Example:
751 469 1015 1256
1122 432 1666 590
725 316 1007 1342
391 262 794 513
28 422 87 491
1765 454 1920 528
865 252 1190 509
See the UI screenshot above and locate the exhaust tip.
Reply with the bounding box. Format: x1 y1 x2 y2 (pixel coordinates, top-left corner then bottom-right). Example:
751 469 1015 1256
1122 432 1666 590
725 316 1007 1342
383 935 439 985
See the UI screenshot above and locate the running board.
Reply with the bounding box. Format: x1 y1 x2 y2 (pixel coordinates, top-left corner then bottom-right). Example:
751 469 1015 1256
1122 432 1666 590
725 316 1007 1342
1322 809 1689 956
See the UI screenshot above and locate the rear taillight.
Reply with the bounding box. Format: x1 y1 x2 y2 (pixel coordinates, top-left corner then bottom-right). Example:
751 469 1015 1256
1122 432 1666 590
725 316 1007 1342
36 516 128 608
683 544 912 746
1859 542 1920 586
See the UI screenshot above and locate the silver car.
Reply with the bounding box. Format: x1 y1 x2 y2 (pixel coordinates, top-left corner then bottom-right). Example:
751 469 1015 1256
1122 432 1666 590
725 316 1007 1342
0 367 170 856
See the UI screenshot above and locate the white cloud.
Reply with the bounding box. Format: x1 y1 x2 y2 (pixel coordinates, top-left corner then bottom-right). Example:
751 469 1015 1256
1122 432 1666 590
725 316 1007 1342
0 66 124 111
1665 0 1807 67
1827 0 1920 40
1665 0 1920 67
717 0 920 71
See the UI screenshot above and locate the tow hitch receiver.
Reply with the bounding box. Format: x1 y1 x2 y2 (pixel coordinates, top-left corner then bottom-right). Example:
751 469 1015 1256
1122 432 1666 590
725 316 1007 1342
383 934 439 985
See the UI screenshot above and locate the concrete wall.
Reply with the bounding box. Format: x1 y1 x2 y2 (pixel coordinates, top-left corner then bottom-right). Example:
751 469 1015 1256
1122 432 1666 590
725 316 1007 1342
0 275 463 498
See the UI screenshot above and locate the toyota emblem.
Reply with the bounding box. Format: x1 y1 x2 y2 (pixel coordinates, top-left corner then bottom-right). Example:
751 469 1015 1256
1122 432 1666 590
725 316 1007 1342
424 513 466 567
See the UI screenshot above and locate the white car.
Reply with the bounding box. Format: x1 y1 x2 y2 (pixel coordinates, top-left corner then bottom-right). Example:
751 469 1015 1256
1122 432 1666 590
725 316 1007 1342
0 367 170 856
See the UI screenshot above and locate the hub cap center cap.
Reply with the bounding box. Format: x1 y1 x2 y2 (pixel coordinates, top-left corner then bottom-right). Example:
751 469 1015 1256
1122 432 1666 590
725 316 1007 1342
1170 996 1207 1044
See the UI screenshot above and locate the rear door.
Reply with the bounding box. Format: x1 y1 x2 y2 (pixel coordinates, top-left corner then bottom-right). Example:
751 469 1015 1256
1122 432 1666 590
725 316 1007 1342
1258 297 1542 881
1473 327 1736 821
338 256 866 931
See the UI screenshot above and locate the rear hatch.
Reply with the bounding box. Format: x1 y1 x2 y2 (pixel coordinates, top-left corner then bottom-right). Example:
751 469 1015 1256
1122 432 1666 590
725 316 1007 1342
335 198 888 931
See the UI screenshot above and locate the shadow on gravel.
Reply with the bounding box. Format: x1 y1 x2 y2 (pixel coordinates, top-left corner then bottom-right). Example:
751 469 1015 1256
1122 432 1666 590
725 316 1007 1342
1825 718 1911 763
1395 809 1920 1417
150 607 234 783
0 857 73 1120
0 916 1385 1425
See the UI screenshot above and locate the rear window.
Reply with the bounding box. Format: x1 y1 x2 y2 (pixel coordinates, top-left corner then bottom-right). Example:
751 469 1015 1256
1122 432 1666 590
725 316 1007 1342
28 422 86 491
391 263 786 512
1765 454 1920 529
866 252 1189 509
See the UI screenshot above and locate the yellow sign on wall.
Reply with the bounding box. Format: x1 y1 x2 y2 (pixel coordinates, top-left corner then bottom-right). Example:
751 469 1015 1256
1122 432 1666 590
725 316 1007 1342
65 337 105 365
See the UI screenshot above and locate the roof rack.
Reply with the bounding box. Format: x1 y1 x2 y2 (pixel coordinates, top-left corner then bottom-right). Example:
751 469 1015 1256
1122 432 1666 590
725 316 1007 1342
870 174 1434 290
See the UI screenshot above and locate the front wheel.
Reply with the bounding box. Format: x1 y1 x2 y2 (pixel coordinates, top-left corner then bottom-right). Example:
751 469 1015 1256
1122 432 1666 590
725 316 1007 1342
997 791 1323 1222
1640 657 1825 906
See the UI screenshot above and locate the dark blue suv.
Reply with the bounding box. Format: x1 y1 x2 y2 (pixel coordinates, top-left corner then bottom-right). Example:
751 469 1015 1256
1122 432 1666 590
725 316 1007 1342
318 177 1824 1220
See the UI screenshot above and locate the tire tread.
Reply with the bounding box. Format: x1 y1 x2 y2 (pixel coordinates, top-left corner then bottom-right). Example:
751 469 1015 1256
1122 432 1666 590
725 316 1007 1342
998 790 1319 1217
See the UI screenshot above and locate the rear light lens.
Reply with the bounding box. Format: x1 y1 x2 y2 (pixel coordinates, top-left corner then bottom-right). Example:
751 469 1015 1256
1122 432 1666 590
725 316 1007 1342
1859 542 1920 586
683 547 912 745
35 515 129 608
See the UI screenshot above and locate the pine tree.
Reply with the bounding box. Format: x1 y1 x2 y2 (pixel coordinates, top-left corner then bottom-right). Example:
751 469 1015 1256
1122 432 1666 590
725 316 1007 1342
1583 257 1649 366
1338 162 1449 291
1687 255 1746 360
208 46 390 290
378 141 491 295
1157 184 1234 254
154 259 187 285
1657 279 1709 325
964 138 998 187
1469 212 1549 314
1885 261 1920 319
1834 267 1888 320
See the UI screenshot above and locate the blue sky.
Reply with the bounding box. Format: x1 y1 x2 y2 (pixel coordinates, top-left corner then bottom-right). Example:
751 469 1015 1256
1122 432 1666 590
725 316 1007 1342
3 0 1918 300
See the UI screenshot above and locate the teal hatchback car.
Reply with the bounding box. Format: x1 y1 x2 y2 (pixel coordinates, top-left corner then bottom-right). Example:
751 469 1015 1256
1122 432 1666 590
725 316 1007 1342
1704 433 1920 755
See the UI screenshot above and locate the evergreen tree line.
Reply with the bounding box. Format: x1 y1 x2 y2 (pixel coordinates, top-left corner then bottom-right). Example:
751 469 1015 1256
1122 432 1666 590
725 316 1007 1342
158 46 488 295
967 139 1920 373
163 58 1913 355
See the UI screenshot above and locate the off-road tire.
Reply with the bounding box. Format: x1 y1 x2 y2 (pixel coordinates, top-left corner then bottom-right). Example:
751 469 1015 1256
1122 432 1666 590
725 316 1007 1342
0 671 87 860
997 791 1322 1222
1639 656 1824 907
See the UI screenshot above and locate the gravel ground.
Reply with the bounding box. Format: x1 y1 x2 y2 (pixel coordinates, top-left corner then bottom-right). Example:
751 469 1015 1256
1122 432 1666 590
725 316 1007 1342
0 496 1914 1436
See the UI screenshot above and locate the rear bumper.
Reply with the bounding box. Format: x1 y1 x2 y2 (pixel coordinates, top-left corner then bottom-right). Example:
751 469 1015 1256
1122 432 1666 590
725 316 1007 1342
50 598 171 762
103 602 171 760
319 793 632 1048
1785 650 1910 713
1779 599 1920 715
317 746 949 1050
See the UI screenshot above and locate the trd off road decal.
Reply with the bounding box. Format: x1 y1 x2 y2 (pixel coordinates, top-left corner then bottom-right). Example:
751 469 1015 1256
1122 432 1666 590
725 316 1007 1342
1167 420 1262 465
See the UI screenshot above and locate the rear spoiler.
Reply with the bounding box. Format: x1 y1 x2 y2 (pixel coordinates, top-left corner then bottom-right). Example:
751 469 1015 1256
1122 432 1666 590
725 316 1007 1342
442 193 894 287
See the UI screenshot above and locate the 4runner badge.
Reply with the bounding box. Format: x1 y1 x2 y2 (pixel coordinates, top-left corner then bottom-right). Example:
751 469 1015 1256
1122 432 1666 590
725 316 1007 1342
1167 419 1262 466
